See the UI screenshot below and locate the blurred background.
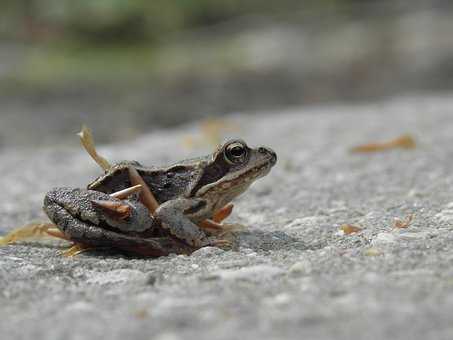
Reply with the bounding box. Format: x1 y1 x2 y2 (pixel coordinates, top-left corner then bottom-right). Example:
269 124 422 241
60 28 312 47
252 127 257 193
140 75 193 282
0 0 452 147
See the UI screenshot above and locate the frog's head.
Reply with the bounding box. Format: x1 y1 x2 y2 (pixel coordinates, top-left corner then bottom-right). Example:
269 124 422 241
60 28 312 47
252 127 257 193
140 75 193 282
190 139 277 203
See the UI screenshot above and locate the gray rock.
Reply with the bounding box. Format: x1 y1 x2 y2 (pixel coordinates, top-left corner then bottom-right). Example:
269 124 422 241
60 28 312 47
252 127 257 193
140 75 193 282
2 95 453 340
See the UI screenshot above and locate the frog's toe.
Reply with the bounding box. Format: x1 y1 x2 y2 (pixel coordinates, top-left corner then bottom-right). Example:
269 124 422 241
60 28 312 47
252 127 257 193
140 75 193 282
219 223 246 233
60 243 97 257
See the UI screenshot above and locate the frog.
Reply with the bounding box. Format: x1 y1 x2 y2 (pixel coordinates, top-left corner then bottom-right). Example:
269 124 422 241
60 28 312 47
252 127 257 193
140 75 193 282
42 139 277 256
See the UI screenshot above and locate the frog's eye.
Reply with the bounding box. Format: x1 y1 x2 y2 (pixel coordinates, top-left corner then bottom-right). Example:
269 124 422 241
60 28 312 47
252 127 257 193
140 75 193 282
224 141 248 164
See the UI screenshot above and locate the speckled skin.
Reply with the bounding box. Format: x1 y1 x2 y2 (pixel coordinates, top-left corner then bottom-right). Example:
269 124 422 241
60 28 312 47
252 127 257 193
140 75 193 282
44 188 193 256
43 140 277 255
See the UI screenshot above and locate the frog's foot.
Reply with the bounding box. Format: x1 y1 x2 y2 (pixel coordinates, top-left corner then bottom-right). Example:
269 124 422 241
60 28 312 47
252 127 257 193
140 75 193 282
61 243 97 257
127 166 160 214
0 223 59 246
198 203 239 235
199 219 222 230
201 237 232 248
217 223 245 235
199 220 244 236
198 220 221 234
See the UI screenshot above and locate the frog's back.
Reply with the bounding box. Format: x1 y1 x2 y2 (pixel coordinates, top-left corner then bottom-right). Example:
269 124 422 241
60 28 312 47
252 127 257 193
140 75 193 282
87 161 200 203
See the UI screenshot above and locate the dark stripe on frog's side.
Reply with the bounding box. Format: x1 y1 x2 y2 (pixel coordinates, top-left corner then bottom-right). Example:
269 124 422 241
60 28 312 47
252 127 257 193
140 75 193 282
88 162 200 203
183 200 207 215
189 159 229 196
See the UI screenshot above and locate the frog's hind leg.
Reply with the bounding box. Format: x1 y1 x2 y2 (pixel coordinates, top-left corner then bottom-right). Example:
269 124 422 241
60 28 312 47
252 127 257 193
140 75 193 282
199 219 243 237
0 223 63 246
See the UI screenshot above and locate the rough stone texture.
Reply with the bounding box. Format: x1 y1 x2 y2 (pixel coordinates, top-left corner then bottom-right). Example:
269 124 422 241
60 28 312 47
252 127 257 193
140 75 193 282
2 95 453 340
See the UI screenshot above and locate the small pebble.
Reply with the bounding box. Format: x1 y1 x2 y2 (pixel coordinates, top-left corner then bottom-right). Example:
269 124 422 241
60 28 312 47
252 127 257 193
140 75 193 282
191 246 224 257
210 265 284 281
364 247 383 256
372 233 397 246
288 260 312 275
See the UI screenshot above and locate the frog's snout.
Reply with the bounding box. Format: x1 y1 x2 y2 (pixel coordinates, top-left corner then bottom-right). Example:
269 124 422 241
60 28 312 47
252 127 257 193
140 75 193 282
258 146 277 166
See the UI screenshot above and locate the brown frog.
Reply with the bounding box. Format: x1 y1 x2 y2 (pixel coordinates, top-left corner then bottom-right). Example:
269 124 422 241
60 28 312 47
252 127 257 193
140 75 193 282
43 139 277 256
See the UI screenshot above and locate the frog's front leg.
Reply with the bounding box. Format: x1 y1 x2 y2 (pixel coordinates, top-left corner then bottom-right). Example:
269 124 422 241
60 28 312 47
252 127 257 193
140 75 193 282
155 198 225 247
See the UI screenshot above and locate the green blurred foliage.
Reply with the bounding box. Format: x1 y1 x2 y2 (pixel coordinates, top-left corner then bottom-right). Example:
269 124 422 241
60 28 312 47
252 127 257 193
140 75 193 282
0 0 357 44
0 0 370 90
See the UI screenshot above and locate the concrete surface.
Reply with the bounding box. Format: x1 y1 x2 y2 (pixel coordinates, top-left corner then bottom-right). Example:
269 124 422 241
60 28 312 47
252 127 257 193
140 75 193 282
1 95 453 340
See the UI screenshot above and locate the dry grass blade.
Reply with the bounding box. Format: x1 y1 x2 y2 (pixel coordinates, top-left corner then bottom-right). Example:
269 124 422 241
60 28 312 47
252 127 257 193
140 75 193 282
128 167 160 214
340 224 363 235
393 214 414 229
183 118 239 149
0 223 56 245
110 184 143 199
351 134 416 153
78 125 112 171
